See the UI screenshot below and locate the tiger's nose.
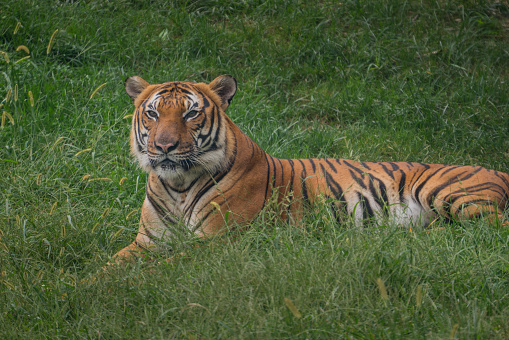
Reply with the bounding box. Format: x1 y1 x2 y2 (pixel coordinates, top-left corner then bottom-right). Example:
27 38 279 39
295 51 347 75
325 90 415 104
155 141 178 153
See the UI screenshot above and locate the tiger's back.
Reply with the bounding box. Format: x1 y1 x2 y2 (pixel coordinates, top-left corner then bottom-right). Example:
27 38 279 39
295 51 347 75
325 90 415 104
265 158 509 227
113 75 509 261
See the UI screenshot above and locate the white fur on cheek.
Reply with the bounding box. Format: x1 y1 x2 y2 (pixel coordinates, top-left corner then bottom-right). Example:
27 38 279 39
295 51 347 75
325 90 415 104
132 147 152 174
130 117 152 174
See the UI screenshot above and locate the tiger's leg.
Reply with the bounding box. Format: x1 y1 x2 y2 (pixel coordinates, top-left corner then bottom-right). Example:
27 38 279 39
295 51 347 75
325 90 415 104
111 240 149 263
110 211 164 264
454 202 507 226
437 194 508 226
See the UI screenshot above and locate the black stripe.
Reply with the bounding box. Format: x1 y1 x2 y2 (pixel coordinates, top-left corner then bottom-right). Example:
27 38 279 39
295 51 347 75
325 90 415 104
324 166 345 201
414 167 448 206
348 169 367 190
379 163 395 180
410 166 435 196
201 106 218 149
270 156 277 189
178 87 193 96
446 183 507 205
297 159 310 206
155 89 169 96
198 106 216 148
158 178 177 200
262 152 272 207
139 219 156 240
185 167 229 217
368 174 389 216
288 159 295 195
343 160 365 177
308 159 316 173
160 175 200 194
396 170 406 204
325 158 337 173
201 96 210 109
146 191 177 225
495 171 509 191
135 115 147 148
357 193 374 221
379 180 390 216
448 194 492 208
425 170 480 208
407 168 421 189
210 106 222 149
456 166 483 182
388 162 400 171
438 165 462 178
363 195 375 220
147 180 175 214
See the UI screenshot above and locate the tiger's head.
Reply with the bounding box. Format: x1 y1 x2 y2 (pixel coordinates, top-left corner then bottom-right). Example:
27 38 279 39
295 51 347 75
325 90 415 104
125 75 237 182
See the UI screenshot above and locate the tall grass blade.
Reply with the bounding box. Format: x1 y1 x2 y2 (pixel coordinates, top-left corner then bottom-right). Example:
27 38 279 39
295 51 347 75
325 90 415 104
416 285 423 307
13 22 21 35
376 278 389 301
47 29 59 54
90 83 107 99
0 51 9 63
449 323 459 338
284 298 302 319
16 45 30 54
28 91 34 107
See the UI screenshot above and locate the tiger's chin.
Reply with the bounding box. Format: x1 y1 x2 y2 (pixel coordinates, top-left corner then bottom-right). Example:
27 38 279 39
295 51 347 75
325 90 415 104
153 166 187 182
151 159 192 181
133 154 186 182
148 158 206 184
157 159 184 171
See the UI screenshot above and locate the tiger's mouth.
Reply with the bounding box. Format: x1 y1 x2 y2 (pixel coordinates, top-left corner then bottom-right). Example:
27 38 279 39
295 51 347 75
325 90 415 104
152 158 195 171
158 159 179 170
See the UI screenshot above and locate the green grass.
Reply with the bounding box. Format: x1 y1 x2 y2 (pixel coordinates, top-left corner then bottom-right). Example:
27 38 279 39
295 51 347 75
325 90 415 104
1 0 509 338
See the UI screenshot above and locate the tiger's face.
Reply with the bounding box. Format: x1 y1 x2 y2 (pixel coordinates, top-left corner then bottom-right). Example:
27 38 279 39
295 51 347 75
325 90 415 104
125 75 237 182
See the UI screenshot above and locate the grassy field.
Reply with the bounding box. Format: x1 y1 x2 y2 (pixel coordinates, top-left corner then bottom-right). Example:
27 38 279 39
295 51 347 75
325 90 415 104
1 0 509 338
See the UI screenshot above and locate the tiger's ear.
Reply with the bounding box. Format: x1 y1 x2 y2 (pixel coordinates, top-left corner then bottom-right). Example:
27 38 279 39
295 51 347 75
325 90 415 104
208 75 237 111
125 76 150 102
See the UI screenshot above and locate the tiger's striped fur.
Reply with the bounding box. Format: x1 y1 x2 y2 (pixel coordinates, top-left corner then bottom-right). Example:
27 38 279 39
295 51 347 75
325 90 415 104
114 75 509 261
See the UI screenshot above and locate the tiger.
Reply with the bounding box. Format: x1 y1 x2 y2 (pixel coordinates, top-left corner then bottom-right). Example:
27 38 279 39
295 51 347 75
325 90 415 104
113 74 509 261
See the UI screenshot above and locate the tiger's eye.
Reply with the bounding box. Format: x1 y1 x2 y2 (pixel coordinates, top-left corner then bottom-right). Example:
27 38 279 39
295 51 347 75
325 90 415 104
185 110 200 120
146 110 158 119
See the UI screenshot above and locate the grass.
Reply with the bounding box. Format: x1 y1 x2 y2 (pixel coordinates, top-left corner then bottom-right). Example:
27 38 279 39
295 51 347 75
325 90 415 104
1 0 509 338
